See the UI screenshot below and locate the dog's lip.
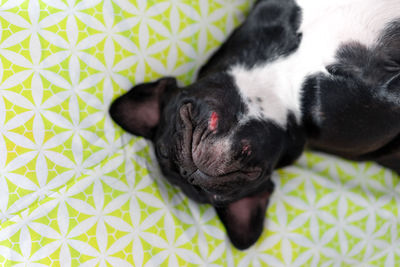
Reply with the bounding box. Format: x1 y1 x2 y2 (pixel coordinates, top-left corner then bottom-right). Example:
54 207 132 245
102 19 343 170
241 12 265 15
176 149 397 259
188 167 238 183
185 168 267 206
186 169 234 203
188 166 263 181
202 188 235 205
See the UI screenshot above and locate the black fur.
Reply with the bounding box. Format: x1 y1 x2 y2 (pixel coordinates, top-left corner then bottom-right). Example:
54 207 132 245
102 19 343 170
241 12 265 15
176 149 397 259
198 0 302 77
302 22 400 169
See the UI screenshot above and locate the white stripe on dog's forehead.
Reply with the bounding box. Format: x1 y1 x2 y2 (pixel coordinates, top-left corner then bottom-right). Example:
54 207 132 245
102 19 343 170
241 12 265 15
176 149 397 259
230 64 302 127
230 0 400 128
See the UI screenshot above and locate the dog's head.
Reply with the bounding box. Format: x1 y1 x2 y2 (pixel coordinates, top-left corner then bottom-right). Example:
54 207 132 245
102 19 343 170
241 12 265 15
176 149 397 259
110 72 305 249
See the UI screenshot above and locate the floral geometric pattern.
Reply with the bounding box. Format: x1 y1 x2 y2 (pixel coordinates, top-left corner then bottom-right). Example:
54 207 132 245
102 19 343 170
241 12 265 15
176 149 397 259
0 0 398 266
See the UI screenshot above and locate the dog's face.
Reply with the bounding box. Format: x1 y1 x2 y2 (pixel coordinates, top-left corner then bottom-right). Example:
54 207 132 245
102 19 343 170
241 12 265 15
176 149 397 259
110 72 305 249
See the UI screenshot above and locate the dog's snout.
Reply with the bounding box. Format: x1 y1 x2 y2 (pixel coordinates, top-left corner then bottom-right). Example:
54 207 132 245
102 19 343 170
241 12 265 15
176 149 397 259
179 167 195 180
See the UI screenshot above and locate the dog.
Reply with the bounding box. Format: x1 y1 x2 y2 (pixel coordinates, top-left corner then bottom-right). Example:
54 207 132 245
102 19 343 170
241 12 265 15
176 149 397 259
110 0 400 250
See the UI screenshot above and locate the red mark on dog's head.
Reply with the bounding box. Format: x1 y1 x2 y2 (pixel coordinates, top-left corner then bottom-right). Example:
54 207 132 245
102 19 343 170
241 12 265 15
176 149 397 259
209 112 219 131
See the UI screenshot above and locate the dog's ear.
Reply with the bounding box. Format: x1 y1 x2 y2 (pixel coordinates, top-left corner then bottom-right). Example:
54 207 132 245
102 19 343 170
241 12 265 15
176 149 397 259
109 77 177 139
215 182 274 250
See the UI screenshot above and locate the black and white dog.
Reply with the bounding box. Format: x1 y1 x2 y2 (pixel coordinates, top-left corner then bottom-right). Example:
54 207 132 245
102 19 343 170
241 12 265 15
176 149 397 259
110 0 400 250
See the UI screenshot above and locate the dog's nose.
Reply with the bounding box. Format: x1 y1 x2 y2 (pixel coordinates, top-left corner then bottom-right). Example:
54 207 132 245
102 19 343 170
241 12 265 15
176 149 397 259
180 168 189 177
179 167 197 184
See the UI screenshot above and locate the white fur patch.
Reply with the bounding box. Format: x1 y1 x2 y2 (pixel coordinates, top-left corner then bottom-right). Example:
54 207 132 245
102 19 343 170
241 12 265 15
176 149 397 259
231 0 400 127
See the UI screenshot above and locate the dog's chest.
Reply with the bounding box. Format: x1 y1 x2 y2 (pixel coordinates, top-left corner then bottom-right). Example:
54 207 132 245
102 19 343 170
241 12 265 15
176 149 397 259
231 0 400 127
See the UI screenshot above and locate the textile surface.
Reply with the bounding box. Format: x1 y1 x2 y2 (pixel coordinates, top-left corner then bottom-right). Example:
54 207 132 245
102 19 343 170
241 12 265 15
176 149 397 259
0 0 399 266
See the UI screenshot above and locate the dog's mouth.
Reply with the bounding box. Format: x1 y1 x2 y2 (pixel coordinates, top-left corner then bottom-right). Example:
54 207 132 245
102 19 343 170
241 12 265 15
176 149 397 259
186 169 272 209
189 183 235 206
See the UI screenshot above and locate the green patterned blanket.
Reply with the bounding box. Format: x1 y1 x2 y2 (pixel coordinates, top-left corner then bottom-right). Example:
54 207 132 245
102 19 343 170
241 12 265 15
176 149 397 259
0 0 399 266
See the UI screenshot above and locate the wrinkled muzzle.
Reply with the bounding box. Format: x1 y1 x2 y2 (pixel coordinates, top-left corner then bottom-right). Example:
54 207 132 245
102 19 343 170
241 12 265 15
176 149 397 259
177 103 262 195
